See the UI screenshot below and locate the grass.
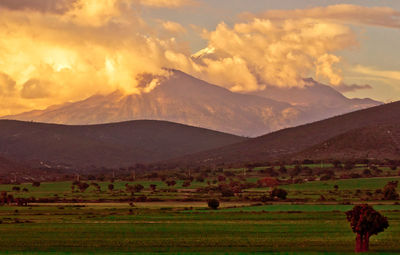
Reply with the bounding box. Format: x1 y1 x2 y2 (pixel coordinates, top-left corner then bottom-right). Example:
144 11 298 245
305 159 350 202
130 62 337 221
0 204 399 253
279 177 400 191
1 175 400 253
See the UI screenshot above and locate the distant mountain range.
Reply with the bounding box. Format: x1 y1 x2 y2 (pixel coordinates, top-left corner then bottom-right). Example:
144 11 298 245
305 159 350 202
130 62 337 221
0 120 246 168
2 70 380 137
171 101 400 165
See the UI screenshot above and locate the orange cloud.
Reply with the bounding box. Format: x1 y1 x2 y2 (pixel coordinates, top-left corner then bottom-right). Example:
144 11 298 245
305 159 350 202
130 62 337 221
140 0 198 8
191 18 356 91
0 0 190 115
244 4 400 29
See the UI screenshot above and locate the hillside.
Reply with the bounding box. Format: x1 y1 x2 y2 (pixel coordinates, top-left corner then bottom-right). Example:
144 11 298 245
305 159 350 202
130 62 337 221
294 124 400 160
0 120 246 168
171 101 400 165
0 156 25 174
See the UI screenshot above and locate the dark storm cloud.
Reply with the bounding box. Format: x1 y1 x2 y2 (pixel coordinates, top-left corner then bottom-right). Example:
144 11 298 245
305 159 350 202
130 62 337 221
0 0 77 14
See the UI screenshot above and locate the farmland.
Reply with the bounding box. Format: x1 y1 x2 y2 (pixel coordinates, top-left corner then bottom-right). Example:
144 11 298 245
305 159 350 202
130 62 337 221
1 162 400 254
0 203 399 254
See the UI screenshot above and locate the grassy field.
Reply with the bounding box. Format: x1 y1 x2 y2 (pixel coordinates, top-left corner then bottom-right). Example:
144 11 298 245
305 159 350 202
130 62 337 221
0 204 399 254
1 174 399 253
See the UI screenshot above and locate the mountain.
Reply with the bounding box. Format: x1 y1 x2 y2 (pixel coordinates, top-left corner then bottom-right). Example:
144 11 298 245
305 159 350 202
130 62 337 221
247 78 381 122
3 70 305 137
1 70 379 137
170 101 400 165
294 124 400 161
0 120 246 168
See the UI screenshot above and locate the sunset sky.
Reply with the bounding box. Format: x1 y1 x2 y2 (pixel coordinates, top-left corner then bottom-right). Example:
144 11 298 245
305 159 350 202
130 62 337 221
0 0 399 116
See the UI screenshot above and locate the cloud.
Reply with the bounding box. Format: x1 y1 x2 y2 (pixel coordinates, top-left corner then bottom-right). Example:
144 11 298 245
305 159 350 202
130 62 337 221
188 4 400 92
244 4 400 29
21 79 53 99
140 0 198 8
0 72 16 96
335 83 372 93
0 0 190 115
0 0 76 14
353 65 400 81
161 21 187 34
190 18 356 91
0 3 397 116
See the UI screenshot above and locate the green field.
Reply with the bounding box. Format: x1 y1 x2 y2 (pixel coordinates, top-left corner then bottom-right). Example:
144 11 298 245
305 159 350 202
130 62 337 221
0 204 399 254
1 174 400 253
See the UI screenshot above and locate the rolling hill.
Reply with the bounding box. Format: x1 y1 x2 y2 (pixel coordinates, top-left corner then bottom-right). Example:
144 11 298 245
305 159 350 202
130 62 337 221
0 156 26 174
0 120 246 168
170 101 400 165
294 124 400 160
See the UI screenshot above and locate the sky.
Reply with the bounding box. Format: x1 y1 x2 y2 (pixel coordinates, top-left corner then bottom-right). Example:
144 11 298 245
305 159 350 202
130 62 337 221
0 0 399 116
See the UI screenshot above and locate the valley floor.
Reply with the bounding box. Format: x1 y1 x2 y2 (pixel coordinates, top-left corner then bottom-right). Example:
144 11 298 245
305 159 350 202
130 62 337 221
0 203 399 254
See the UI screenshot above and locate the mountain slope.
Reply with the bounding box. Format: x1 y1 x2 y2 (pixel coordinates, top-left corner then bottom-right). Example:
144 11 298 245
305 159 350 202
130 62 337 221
3 70 304 137
2 70 379 137
247 78 381 123
294 124 400 160
171 101 400 165
0 120 246 168
0 156 26 174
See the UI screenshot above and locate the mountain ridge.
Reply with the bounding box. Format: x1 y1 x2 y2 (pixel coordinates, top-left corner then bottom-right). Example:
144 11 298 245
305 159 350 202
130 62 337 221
2 70 380 137
167 101 400 166
0 119 246 168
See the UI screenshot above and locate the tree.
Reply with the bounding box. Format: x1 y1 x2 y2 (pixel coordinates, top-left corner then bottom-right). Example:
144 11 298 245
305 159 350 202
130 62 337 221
150 184 157 191
133 184 144 193
383 181 399 200
270 188 288 200
78 182 89 193
182 180 191 187
344 161 355 171
332 160 342 169
166 180 176 187
346 204 389 252
207 199 220 210
32 182 41 187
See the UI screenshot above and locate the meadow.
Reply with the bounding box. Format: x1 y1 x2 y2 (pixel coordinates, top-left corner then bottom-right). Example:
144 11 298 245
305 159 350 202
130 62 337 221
0 204 399 254
1 163 400 254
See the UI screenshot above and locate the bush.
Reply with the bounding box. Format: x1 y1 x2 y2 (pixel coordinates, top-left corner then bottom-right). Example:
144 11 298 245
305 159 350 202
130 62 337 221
270 188 288 200
32 182 41 187
208 199 220 210
133 184 144 192
383 185 399 200
221 188 235 197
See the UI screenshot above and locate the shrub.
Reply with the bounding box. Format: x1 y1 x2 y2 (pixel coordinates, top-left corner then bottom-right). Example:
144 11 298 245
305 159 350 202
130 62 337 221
207 199 220 210
270 188 288 200
32 182 41 187
133 184 144 192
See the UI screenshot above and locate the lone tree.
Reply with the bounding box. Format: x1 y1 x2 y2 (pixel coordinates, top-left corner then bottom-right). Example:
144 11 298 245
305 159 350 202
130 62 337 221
346 204 389 252
270 188 288 200
207 199 220 210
